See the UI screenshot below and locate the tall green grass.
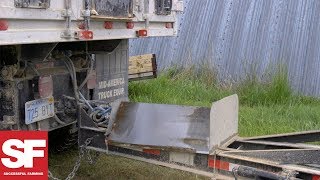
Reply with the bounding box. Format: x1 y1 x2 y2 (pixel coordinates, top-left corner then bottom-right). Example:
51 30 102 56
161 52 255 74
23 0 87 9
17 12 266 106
129 66 320 137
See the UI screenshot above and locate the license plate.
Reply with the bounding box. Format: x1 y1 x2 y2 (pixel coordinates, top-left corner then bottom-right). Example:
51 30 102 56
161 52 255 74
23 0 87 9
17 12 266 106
25 97 55 125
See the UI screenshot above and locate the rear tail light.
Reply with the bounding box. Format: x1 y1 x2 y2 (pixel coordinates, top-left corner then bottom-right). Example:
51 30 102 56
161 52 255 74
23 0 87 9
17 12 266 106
126 22 134 29
74 30 93 40
165 22 173 29
104 21 113 29
137 30 148 37
312 175 320 180
0 20 8 31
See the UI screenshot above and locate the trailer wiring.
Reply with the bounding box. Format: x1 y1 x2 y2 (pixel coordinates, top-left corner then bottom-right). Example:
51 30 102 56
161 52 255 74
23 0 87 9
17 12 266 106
78 42 94 91
48 53 108 180
63 52 111 128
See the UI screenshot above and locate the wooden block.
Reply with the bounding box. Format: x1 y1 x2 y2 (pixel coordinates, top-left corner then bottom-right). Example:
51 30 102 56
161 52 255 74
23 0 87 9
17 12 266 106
128 54 157 81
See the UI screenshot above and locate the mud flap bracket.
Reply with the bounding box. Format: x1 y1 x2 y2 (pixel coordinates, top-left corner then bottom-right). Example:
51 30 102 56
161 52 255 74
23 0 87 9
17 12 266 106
78 107 107 152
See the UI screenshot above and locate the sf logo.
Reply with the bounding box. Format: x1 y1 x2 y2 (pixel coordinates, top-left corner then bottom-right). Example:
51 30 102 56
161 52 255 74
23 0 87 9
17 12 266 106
1 139 46 168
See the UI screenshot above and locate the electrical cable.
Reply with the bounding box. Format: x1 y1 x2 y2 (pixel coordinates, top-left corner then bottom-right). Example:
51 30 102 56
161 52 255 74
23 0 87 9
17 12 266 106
63 54 80 103
78 54 94 90
63 52 111 128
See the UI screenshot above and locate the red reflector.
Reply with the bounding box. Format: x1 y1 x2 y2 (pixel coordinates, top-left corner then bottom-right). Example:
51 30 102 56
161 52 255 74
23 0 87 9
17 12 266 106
75 30 93 40
312 175 320 180
104 21 113 29
208 157 229 171
165 22 173 29
126 22 134 29
0 20 8 31
143 149 161 155
137 29 148 37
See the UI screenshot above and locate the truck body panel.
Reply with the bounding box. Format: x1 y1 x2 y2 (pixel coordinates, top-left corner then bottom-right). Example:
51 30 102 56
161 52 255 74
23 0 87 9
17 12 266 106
0 0 182 45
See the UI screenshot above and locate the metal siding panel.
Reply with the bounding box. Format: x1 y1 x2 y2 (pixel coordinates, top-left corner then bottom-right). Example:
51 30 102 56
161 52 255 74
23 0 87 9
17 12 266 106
130 0 320 97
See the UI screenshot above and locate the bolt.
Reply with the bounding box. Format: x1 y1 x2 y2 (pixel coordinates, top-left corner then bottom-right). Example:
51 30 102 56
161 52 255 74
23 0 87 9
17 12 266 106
51 121 58 128
17 82 23 90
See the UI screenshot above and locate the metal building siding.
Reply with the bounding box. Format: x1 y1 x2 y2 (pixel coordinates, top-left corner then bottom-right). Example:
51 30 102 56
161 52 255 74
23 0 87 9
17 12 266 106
130 0 320 97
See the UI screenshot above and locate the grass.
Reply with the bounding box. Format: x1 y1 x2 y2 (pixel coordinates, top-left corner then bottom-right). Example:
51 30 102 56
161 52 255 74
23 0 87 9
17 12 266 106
49 66 320 179
129 66 320 137
49 148 205 180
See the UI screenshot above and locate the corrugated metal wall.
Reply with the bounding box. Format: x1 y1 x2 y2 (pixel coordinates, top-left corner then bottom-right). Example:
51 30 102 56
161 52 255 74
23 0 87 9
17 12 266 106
129 0 320 97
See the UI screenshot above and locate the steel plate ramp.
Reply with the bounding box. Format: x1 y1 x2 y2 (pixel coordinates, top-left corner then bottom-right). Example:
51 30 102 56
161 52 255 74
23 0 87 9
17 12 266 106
79 94 239 154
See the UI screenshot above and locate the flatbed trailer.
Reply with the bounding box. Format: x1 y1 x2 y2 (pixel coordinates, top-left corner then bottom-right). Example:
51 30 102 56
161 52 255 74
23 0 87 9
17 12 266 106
79 95 320 180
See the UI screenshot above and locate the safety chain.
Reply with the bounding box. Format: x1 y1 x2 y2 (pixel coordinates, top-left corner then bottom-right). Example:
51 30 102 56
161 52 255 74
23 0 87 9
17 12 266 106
85 148 100 165
48 136 99 180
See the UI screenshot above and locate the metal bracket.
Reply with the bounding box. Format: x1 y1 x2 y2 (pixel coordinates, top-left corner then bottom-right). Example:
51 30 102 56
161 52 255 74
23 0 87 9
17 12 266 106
61 9 72 17
61 30 72 39
81 10 91 17
61 2 72 39
0 116 16 129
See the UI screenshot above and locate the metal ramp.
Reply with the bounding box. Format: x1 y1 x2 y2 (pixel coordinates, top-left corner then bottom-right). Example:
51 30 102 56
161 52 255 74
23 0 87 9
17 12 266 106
109 94 238 154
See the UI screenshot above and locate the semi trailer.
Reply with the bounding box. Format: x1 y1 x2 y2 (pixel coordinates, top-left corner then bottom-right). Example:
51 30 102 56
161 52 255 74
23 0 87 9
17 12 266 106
0 0 182 130
0 0 320 179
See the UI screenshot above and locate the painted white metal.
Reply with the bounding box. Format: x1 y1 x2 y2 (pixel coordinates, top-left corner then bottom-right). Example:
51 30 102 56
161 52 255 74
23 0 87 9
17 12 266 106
0 25 175 45
0 0 181 45
209 94 239 154
169 152 195 166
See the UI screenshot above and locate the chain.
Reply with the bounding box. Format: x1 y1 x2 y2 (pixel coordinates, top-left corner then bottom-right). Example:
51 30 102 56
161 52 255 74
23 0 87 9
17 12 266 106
85 148 100 165
48 136 98 180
